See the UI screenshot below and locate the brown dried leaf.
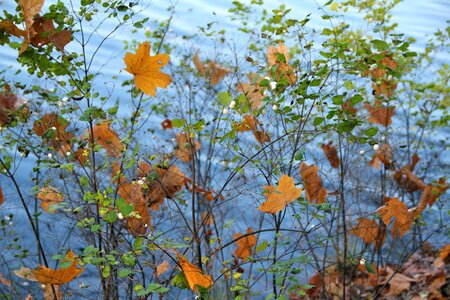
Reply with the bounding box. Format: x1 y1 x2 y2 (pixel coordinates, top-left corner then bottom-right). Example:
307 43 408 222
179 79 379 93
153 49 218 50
0 273 11 286
233 228 257 261
118 182 150 235
32 250 83 285
372 80 397 99
161 119 173 130
37 187 64 212
92 122 124 158
370 143 392 168
365 100 395 126
351 218 379 244
258 174 302 214
321 141 340 168
29 16 72 51
32 113 74 153
193 51 229 85
377 197 413 239
156 260 169 277
0 20 26 38
300 162 327 204
176 132 201 162
236 73 264 109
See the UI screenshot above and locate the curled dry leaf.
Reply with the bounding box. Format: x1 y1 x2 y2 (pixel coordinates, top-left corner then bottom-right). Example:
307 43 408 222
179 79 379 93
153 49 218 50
321 141 340 168
393 153 423 192
377 197 413 239
176 132 201 162
124 42 172 96
258 174 302 214
233 228 257 260
176 253 213 292
37 187 64 212
193 51 229 85
380 266 419 296
364 100 395 126
300 162 327 204
234 115 270 144
0 20 26 38
350 217 386 249
92 122 124 158
32 113 74 155
138 162 187 210
369 143 392 169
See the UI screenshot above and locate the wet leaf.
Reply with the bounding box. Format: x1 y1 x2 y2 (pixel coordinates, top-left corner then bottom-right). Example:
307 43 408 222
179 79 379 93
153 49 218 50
258 174 302 214
124 42 172 96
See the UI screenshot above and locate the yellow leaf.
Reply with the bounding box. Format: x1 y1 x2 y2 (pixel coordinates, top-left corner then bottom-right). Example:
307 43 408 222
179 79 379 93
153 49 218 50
176 253 213 292
258 174 302 214
124 42 172 96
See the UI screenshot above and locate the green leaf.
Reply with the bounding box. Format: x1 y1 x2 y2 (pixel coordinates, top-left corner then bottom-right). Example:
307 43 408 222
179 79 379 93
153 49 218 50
371 39 389 51
344 80 354 90
256 240 269 253
119 268 133 278
217 91 232 106
117 198 133 216
313 117 324 126
365 127 378 137
172 118 186 128
365 262 376 274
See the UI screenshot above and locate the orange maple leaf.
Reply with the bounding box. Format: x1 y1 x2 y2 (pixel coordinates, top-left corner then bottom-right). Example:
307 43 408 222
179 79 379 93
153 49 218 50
377 197 413 239
321 141 340 169
15 250 84 285
124 42 172 96
37 187 64 213
233 228 257 260
350 217 386 249
267 42 297 85
32 113 74 155
92 121 124 158
300 162 327 204
176 253 213 292
258 174 302 214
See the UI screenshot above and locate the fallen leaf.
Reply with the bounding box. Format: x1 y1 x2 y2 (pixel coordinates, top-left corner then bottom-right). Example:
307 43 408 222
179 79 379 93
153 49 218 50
124 42 172 96
156 260 169 277
377 197 413 239
37 187 64 212
300 162 327 204
321 141 340 168
176 132 201 162
233 228 257 260
258 174 302 214
92 121 124 158
31 250 83 285
381 266 418 296
365 100 395 126
176 253 213 292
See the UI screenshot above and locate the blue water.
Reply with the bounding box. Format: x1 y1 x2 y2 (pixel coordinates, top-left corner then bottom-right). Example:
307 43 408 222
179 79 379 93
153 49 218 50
0 0 448 298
